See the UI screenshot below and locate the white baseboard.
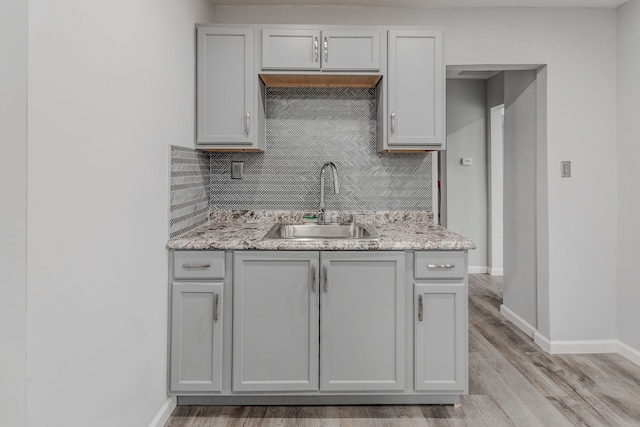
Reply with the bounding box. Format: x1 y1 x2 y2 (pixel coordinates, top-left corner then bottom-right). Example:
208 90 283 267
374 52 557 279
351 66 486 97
507 321 640 363
488 267 503 276
469 266 488 274
148 397 176 427
534 331 551 352
500 304 536 338
618 340 640 366
533 333 617 354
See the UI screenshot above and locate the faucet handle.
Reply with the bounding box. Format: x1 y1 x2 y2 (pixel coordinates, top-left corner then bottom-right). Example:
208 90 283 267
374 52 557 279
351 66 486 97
340 213 355 225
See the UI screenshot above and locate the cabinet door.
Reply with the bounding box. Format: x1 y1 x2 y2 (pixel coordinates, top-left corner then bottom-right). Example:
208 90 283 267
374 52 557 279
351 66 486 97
321 30 381 71
197 26 255 146
414 282 467 392
387 30 444 149
262 29 321 70
320 252 405 391
170 282 223 392
233 251 320 392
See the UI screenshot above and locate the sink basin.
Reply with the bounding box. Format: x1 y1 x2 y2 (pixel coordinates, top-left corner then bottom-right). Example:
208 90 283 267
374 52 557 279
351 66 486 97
264 223 379 240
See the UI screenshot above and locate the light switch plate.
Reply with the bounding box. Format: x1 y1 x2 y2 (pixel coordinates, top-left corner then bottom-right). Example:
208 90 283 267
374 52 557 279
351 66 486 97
461 158 473 166
232 161 243 179
561 161 571 178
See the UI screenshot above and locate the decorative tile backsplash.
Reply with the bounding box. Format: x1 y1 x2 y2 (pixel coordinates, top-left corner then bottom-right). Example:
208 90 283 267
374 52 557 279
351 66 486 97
209 87 434 212
168 145 210 238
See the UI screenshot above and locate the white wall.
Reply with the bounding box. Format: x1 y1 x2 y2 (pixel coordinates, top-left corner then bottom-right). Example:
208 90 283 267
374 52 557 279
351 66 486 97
617 0 640 360
0 0 27 425
503 70 539 333
445 79 488 271
26 1 211 426
487 73 504 277
213 6 619 346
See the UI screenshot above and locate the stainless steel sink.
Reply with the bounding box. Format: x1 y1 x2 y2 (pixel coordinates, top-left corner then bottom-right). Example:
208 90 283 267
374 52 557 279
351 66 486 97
263 223 379 240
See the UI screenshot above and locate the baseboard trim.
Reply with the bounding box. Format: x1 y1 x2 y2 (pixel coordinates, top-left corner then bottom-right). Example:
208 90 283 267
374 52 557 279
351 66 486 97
488 267 503 276
178 394 461 405
534 331 551 352
500 304 536 338
148 397 176 427
533 335 617 354
469 266 488 274
618 340 640 367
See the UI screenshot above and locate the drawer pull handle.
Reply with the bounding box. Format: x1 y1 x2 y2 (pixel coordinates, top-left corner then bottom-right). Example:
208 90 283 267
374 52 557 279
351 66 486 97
418 295 423 322
323 266 328 293
182 263 211 269
314 36 319 62
427 264 455 269
311 265 317 293
323 36 329 62
213 293 219 322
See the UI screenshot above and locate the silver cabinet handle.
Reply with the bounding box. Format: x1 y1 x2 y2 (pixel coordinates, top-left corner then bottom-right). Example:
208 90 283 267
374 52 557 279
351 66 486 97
323 266 328 293
418 295 423 321
311 265 317 293
427 264 456 269
314 36 319 62
390 111 396 134
213 293 219 322
182 263 211 269
323 36 328 62
245 111 250 136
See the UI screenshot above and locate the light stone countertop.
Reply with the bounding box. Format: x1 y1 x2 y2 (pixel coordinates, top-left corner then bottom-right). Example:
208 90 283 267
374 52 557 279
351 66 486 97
167 210 476 251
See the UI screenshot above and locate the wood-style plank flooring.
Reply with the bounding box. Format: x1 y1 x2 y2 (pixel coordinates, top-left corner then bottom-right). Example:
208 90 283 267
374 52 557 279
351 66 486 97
165 274 640 427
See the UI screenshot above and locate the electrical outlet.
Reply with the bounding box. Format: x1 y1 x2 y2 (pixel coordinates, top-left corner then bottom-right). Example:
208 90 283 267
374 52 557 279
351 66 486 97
232 161 243 179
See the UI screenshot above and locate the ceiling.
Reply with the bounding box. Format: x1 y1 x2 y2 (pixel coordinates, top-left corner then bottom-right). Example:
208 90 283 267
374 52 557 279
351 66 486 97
209 0 628 8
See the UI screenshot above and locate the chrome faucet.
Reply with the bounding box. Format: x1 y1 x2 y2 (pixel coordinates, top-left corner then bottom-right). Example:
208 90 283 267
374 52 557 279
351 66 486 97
319 162 339 222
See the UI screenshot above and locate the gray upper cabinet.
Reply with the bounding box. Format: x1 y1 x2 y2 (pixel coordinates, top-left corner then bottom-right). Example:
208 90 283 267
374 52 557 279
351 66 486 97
261 29 321 70
196 26 263 151
320 252 405 391
262 28 381 71
232 251 320 392
170 281 224 392
383 29 445 151
321 30 381 71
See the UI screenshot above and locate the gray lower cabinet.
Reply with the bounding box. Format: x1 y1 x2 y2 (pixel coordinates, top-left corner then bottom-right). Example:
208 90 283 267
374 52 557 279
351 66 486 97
170 282 224 392
320 252 405 391
232 251 405 392
414 283 466 391
413 251 468 393
169 249 468 401
233 251 320 392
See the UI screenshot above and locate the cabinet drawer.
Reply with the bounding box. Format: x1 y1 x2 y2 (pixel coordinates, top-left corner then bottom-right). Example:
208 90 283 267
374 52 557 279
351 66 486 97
173 251 225 280
414 252 465 280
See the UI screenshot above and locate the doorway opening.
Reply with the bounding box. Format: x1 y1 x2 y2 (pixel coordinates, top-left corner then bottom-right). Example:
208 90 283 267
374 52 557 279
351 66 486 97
442 65 549 341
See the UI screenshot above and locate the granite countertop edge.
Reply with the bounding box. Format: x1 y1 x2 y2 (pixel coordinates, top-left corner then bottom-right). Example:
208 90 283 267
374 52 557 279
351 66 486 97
167 211 476 251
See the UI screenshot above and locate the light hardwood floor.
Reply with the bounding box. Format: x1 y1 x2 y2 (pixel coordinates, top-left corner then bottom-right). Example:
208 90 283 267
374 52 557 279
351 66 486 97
165 274 640 427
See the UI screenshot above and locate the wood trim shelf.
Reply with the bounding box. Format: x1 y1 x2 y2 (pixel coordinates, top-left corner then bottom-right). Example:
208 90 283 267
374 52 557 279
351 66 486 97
259 74 382 88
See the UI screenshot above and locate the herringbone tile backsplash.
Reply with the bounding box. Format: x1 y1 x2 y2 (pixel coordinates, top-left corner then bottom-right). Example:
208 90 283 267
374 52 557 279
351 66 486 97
209 87 434 212
169 145 210 238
